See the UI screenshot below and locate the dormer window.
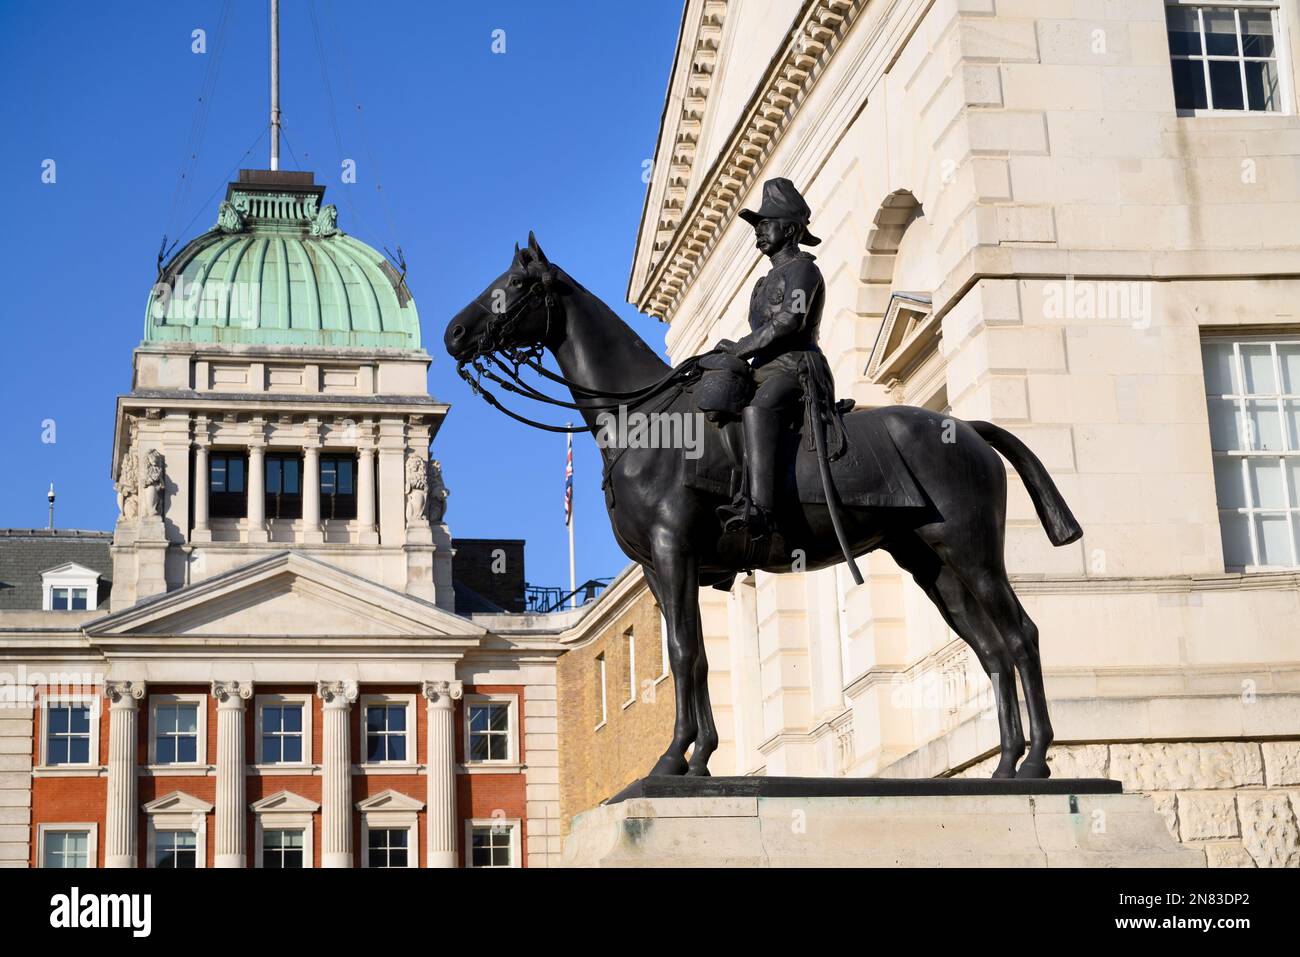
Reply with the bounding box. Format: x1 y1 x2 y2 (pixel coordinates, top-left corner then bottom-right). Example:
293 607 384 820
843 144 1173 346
41 562 101 612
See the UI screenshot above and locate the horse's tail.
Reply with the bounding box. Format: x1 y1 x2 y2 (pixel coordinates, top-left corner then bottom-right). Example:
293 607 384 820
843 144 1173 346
969 420 1082 547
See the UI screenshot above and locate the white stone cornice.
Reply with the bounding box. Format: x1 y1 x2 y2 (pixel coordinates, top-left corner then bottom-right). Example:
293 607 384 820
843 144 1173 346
421 679 463 705
631 0 864 323
211 679 253 706
104 679 145 706
316 679 359 707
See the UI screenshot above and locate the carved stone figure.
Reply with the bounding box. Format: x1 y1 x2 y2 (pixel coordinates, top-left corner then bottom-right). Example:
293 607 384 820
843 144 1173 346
217 200 245 234
310 203 339 238
405 452 428 523
426 459 449 523
115 442 140 521
141 449 166 517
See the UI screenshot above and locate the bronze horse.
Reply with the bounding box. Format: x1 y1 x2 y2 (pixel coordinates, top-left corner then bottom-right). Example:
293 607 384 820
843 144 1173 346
445 234 1082 779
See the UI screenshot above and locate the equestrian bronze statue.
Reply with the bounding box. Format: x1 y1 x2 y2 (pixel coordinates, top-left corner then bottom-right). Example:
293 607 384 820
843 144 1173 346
444 182 1082 781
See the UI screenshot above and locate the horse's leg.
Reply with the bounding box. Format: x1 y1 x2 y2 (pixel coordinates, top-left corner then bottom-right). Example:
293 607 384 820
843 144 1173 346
884 534 1025 778
685 600 718 776
644 535 701 777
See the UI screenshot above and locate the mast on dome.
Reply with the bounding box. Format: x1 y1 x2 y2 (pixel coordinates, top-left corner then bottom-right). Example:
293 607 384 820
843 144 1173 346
269 0 281 171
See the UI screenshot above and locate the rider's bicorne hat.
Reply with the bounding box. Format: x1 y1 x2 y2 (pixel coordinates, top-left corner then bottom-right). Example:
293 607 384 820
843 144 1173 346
738 177 821 246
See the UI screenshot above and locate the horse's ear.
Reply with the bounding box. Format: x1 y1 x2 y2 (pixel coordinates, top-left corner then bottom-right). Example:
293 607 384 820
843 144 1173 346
528 230 549 266
512 241 530 268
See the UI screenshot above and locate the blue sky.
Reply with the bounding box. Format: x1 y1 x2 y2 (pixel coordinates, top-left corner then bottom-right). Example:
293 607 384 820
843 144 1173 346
0 1 682 593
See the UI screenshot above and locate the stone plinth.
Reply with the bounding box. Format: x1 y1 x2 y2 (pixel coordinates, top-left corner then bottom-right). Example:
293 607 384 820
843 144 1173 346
563 777 1206 868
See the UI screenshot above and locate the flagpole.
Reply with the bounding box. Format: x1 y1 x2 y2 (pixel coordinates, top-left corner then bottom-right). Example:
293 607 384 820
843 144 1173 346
567 428 577 609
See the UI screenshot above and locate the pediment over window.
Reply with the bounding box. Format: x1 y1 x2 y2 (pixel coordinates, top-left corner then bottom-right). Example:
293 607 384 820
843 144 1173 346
865 292 938 384
144 791 214 815
81 551 485 644
355 789 425 813
250 790 320 814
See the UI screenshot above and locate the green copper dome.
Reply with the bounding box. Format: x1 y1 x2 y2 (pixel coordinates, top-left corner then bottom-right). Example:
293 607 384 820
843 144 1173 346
146 170 420 350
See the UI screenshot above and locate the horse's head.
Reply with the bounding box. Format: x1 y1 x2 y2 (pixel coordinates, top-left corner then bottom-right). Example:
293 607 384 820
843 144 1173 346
445 232 562 363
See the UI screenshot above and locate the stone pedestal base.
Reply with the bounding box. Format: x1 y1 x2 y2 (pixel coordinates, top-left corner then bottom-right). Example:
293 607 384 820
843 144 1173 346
563 777 1206 868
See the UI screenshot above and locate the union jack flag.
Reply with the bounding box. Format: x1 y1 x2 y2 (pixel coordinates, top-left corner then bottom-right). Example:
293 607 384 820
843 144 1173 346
564 434 574 527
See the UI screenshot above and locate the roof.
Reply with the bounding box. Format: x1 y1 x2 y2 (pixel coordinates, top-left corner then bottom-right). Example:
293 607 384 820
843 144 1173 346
146 170 421 350
0 529 112 610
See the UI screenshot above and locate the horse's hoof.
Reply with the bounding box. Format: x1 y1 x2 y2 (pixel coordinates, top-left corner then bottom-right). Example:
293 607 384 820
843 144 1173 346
1015 759 1050 779
685 765 711 777
990 765 1017 780
648 753 689 777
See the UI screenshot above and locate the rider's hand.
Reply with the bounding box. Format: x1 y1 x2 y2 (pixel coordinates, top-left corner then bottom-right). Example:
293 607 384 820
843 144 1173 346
716 339 739 355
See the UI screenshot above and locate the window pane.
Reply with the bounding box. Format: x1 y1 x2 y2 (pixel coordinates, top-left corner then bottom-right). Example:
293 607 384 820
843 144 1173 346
282 737 302 763
48 706 69 735
156 738 175 764
489 705 509 731
388 736 406 762
262 735 281 763
1206 398 1241 450
1201 342 1238 395
265 706 284 733
1244 401 1283 451
282 849 303 868
489 736 507 761
469 706 488 732
283 458 300 494
49 739 69 765
282 705 302 733
1245 59 1280 111
52 589 68 610
367 735 385 762
228 457 245 492
1220 510 1252 567
1202 8 1239 56
1255 513 1293 565
366 708 384 731
321 462 337 495
386 706 406 732
470 736 489 761
368 849 386 868
1285 401 1300 451
1171 58 1208 111
211 461 226 493
177 736 197 763
1240 10 1276 57
69 737 89 764
71 589 87 610
1166 6 1203 55
1240 345 1275 394
492 845 510 867
69 706 89 734
1248 458 1287 508
1208 59 1244 110
178 705 198 734
266 460 281 495
336 460 354 494
1279 346 1300 394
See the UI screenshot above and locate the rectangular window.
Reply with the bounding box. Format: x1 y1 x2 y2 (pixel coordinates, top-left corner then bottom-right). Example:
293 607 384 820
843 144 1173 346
42 830 91 868
261 829 305 868
1203 337 1300 568
367 828 408 868
70 588 87 610
155 831 197 868
265 453 302 520
1166 3 1284 113
470 825 513 868
596 654 607 727
210 452 248 519
320 454 358 520
154 702 200 765
46 703 92 766
467 702 510 762
51 588 68 611
624 629 637 705
365 703 408 763
260 703 304 764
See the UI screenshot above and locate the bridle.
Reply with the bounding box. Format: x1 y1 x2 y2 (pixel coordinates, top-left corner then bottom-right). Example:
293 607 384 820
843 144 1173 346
455 269 708 435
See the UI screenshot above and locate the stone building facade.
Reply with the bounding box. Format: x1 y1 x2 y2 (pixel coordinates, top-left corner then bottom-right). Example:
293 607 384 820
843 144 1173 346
614 0 1300 866
0 169 565 869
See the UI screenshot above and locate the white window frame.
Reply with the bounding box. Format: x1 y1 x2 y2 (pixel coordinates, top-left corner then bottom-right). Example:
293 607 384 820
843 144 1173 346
36 823 97 869
148 693 208 768
40 562 100 612
358 693 417 767
595 654 608 730
464 818 522 869
1165 1 1293 116
1203 334 1300 570
251 791 318 869
356 790 423 869
462 693 519 767
144 791 212 869
622 628 637 708
38 693 100 769
254 693 313 768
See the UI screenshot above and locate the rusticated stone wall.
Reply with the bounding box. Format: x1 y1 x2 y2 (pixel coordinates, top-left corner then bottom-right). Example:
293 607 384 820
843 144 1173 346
958 740 1300 868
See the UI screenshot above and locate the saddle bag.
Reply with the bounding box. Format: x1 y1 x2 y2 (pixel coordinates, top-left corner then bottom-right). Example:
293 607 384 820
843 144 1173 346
694 352 753 422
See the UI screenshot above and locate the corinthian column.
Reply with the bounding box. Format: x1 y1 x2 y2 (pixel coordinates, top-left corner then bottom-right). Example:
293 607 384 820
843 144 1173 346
212 680 252 868
317 680 358 868
104 680 145 868
422 680 463 868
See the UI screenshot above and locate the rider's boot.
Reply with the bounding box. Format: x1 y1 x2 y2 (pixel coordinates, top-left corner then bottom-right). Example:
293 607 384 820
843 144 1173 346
721 406 781 540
